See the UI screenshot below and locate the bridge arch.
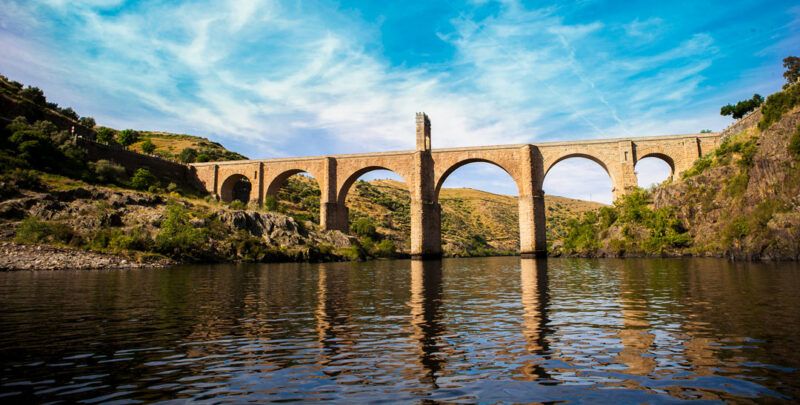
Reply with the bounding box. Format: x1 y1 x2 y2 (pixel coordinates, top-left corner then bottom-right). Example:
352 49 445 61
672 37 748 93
264 169 323 224
636 152 675 177
337 166 411 206
543 153 615 184
219 173 253 204
266 169 319 198
434 158 521 202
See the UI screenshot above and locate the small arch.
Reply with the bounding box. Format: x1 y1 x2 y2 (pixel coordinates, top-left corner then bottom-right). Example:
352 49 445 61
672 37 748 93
635 154 674 188
636 153 675 177
435 158 518 202
220 174 252 203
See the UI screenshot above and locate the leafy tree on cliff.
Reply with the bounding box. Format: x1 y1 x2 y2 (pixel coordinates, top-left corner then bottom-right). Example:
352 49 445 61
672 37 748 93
784 56 800 88
116 129 139 148
19 86 46 105
721 94 764 119
79 116 96 129
60 107 79 121
95 127 116 144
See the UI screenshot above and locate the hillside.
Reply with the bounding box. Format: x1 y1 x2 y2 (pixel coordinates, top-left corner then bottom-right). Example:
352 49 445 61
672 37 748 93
129 131 246 162
274 176 604 257
559 82 800 260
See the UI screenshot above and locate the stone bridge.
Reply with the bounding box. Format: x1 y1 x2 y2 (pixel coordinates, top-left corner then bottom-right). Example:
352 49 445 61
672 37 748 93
191 113 721 258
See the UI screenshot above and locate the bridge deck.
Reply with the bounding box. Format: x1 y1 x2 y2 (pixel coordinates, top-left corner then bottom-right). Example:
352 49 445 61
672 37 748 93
191 132 720 167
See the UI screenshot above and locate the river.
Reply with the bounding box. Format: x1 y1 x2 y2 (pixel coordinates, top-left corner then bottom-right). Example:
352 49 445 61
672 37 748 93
1 257 799 402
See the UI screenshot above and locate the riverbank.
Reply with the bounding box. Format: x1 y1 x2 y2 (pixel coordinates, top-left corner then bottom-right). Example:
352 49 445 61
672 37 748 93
0 241 173 271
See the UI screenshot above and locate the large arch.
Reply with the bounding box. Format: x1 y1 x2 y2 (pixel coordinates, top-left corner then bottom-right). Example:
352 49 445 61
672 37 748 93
266 169 320 198
219 174 253 203
433 158 521 202
542 155 615 205
334 166 412 253
337 166 411 206
265 169 323 224
543 153 615 185
435 159 522 256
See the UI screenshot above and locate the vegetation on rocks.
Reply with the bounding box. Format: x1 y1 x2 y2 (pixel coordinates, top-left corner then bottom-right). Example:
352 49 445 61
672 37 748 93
560 67 800 260
556 189 690 257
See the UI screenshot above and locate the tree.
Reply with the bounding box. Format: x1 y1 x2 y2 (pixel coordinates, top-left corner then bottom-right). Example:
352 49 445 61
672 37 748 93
700 129 713 133
95 127 116 144
116 129 139 148
720 94 764 119
19 86 46 105
141 139 156 154
130 168 158 190
179 147 197 163
784 56 800 88
60 107 79 120
351 217 378 238
79 116 96 129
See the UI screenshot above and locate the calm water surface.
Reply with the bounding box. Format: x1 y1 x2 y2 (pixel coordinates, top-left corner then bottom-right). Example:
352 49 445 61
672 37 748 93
1 257 799 403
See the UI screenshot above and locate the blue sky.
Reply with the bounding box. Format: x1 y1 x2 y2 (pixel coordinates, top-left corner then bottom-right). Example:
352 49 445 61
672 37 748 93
1 0 797 203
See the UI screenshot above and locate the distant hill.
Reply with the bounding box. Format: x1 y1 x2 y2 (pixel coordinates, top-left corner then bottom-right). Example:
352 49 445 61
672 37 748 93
276 176 604 257
129 131 247 162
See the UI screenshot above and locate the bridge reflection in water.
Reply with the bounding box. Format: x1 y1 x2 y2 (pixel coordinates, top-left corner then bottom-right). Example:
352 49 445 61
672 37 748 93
1 258 797 402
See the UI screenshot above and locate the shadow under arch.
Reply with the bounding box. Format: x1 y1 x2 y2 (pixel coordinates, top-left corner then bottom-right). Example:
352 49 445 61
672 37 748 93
220 174 253 203
434 158 520 202
409 260 447 387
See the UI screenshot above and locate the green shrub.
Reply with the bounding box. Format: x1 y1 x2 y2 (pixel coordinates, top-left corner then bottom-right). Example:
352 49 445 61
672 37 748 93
110 228 151 251
789 125 800 159
726 171 749 197
682 154 713 178
264 195 279 211
91 159 126 184
737 140 758 168
130 168 158 190
337 245 364 261
351 217 378 238
759 83 800 130
0 169 43 195
229 200 247 210
154 203 205 260
116 129 139 148
141 139 156 154
724 217 749 244
179 147 197 163
229 230 269 262
15 217 78 245
373 239 397 258
95 127 117 144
